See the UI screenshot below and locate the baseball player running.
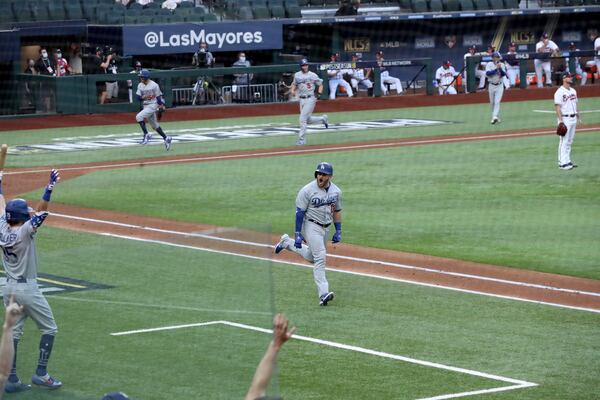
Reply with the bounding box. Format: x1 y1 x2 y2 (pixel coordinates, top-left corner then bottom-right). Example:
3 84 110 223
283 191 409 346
274 162 342 306
0 169 62 393
291 60 328 146
136 69 172 150
535 33 559 88
435 61 458 95
486 52 507 124
554 72 580 170
565 42 587 86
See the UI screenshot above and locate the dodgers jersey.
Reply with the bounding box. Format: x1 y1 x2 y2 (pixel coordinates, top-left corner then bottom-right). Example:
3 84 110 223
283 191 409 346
554 86 578 116
0 216 38 280
485 62 507 84
435 66 457 86
293 71 322 97
296 180 342 226
136 79 162 106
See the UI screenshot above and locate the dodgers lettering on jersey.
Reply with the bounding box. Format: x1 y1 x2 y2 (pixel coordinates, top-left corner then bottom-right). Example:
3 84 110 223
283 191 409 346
136 79 162 106
294 71 322 97
435 66 457 86
554 86 578 115
296 180 342 226
0 216 38 280
485 61 507 84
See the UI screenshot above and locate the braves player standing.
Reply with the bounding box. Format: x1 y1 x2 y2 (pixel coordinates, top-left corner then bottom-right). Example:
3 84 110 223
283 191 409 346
136 69 172 150
565 42 587 86
435 61 458 95
274 162 342 306
486 52 507 124
0 169 62 393
504 42 520 88
291 60 328 146
535 33 559 88
554 72 580 170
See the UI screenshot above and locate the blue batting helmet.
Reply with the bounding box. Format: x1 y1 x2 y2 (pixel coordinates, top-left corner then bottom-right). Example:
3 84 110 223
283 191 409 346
138 69 150 79
314 162 333 177
492 52 502 58
300 59 309 66
5 199 32 223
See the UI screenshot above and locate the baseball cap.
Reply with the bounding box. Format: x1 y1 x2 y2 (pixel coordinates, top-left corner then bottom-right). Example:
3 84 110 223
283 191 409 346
508 42 516 47
376 50 384 56
102 392 131 400
487 44 495 50
568 42 576 48
561 71 573 79
542 33 549 39
468 45 476 51
492 52 501 58
443 60 451 65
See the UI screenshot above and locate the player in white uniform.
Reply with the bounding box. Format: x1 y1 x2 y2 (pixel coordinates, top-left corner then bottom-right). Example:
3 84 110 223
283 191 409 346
435 61 458 95
554 72 580 170
274 162 342 306
504 42 520 88
376 51 403 95
565 42 587 86
135 69 172 150
291 59 328 146
535 33 559 88
348 53 373 93
0 169 62 393
594 35 600 73
486 52 507 124
327 54 353 100
463 46 486 92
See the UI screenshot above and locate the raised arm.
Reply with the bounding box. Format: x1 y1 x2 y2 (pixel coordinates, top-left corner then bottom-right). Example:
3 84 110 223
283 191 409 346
35 169 60 213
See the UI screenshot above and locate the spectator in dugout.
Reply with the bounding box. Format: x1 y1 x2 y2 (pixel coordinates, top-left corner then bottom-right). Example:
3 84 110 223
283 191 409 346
35 48 55 112
53 49 71 77
23 58 38 109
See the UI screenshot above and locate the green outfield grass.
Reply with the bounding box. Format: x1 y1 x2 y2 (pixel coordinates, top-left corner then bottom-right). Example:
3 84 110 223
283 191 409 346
44 129 600 279
8 227 599 399
3 98 600 168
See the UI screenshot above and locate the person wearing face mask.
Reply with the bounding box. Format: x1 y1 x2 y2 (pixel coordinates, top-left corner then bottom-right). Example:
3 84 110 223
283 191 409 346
23 59 38 109
192 42 214 68
35 49 55 112
53 49 70 77
232 52 253 103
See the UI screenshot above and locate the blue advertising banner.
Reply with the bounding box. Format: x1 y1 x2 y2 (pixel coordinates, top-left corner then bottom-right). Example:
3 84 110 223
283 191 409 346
123 21 283 55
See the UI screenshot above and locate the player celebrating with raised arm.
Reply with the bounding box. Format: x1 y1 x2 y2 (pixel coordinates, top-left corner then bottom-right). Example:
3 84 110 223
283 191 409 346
274 162 342 306
486 52 507 124
291 59 329 146
554 72 580 170
0 169 63 393
136 69 172 150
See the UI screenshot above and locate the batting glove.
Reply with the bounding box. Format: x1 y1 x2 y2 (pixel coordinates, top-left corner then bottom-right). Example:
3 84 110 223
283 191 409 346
294 232 304 249
31 211 49 229
47 169 60 190
332 231 342 243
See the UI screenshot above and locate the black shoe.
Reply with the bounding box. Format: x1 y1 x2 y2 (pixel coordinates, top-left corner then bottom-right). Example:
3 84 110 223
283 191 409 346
319 292 335 306
4 380 32 393
568 162 578 168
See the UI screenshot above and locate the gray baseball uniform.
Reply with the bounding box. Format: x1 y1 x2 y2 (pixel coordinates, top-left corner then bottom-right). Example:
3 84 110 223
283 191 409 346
293 70 327 144
1 216 58 340
486 61 506 122
136 79 162 130
281 180 342 297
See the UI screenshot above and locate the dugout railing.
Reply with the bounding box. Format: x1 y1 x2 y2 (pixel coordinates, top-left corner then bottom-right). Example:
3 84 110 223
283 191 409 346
465 50 597 92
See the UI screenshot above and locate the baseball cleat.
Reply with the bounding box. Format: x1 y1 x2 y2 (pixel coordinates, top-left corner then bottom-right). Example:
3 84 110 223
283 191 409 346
568 162 578 168
296 139 306 146
4 380 32 393
164 136 172 150
323 115 329 129
559 163 574 170
491 118 499 124
319 292 335 306
141 133 151 145
274 234 289 254
32 374 62 390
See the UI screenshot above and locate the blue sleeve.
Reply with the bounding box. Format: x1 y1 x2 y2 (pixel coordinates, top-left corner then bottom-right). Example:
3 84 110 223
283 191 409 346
156 96 164 105
137 95 143 102
486 69 497 76
295 207 305 233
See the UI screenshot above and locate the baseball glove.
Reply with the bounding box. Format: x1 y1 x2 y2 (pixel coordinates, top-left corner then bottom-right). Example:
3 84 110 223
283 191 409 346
556 122 567 137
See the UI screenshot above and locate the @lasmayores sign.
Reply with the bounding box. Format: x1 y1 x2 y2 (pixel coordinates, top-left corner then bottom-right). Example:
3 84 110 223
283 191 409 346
123 21 283 55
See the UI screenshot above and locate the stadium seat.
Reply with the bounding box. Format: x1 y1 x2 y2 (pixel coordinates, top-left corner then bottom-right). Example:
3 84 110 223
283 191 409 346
489 0 504 7
459 0 475 9
203 12 218 21
137 15 155 24
411 0 428 12
178 1 195 7
286 4 302 16
128 2 144 11
105 13 124 24
252 0 269 6
503 0 519 7
144 2 161 9
298 0 310 6
269 0 285 5
398 0 412 10
324 0 339 5
237 6 253 18
429 0 444 11
12 2 32 22
473 0 490 9
31 3 51 21
141 8 159 16
124 15 138 24
309 0 324 6
270 4 286 17
65 3 84 19
444 0 461 10
253 5 271 18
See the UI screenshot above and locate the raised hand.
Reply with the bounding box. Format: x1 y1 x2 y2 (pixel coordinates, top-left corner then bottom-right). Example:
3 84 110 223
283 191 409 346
47 169 60 190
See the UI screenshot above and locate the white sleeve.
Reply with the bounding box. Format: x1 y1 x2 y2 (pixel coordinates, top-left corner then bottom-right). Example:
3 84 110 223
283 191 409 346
295 187 309 210
535 42 542 51
549 41 559 51
435 68 442 80
155 84 162 97
554 90 562 105
595 38 600 51
136 84 142 97
485 62 495 72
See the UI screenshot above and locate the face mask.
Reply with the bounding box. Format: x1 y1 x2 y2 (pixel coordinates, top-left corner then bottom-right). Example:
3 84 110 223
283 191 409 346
41 51 48 58
200 48 206 53
28 61 34 67
56 53 62 58
239 56 246 62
